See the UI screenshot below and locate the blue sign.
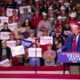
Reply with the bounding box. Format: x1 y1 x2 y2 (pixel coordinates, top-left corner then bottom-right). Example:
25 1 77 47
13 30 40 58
21 39 32 48
57 52 80 63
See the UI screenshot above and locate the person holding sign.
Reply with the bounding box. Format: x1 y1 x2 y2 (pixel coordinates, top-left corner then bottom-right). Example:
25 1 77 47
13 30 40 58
37 29 50 53
27 30 35 43
9 9 20 23
13 22 25 39
28 43 41 66
43 43 56 66
9 32 15 40
0 22 11 40
12 39 24 66
59 24 80 74
0 40 12 66
23 25 32 38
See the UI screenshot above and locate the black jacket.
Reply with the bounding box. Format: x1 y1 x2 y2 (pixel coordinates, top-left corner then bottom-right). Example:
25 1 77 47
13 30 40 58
0 46 12 61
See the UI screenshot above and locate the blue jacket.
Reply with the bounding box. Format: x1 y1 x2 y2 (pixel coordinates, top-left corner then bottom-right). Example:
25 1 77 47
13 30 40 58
62 34 80 52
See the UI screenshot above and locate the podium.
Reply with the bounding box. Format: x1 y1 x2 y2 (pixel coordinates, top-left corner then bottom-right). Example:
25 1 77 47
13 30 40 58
57 52 80 74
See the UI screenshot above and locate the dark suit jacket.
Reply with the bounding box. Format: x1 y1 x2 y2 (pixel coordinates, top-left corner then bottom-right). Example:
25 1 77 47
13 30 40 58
0 46 12 61
62 34 80 52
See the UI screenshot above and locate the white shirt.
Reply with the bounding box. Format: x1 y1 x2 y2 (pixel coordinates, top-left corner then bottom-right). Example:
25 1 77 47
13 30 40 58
76 34 79 43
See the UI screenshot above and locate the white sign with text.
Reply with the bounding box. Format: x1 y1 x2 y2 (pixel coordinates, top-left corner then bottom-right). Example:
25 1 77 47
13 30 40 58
0 59 11 67
11 45 25 57
0 17 8 25
40 36 53 45
7 40 16 48
8 23 17 31
6 8 18 16
0 32 10 40
28 48 42 57
19 6 31 14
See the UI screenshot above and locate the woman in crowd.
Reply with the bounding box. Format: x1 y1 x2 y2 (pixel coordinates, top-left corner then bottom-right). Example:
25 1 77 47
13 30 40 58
28 43 41 66
13 21 25 39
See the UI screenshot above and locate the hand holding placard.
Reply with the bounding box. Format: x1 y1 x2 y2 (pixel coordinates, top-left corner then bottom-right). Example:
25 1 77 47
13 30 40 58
0 32 10 40
11 45 25 57
0 59 11 67
28 48 42 57
40 36 53 45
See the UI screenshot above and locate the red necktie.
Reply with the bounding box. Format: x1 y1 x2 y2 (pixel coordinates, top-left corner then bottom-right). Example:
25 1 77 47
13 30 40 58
72 36 77 52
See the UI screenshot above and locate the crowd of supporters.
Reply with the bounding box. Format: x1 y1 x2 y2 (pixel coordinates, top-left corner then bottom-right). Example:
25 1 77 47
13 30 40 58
0 0 80 66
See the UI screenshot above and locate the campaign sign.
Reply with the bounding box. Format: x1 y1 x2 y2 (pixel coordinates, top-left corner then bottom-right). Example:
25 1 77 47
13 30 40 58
8 23 17 31
28 48 42 57
64 31 71 35
15 0 22 4
0 32 10 40
57 52 80 63
0 59 11 67
21 39 32 48
7 40 16 48
0 17 8 25
6 8 18 16
19 6 31 14
11 45 25 57
40 36 53 45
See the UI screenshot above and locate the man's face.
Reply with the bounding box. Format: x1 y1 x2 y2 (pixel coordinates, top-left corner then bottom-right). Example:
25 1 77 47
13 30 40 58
25 19 29 26
43 15 47 20
56 32 60 37
61 10 65 15
65 23 69 28
26 26 30 32
35 11 39 16
4 23 8 29
76 4 80 11
47 45 52 50
1 41 7 48
72 28 78 36
24 9 28 14
16 40 21 46
29 32 34 37
13 11 17 15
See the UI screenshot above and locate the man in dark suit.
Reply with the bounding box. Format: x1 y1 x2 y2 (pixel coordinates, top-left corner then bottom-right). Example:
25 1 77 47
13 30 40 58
59 24 80 74
0 40 12 65
62 24 80 52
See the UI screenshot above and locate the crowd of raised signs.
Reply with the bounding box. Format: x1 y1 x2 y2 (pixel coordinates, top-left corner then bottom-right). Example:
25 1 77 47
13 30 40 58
0 0 80 66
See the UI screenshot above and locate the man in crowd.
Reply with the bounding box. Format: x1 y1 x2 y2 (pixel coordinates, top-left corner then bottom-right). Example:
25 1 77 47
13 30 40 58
60 24 80 74
0 40 12 65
